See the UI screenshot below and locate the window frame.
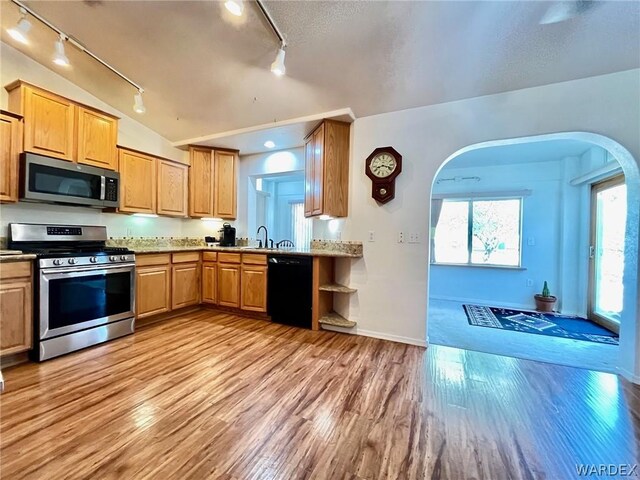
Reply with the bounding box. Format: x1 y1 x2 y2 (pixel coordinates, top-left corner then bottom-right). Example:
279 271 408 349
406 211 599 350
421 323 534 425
433 196 524 268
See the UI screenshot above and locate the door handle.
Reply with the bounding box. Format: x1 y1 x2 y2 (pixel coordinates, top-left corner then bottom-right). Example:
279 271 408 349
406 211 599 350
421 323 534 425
589 245 595 259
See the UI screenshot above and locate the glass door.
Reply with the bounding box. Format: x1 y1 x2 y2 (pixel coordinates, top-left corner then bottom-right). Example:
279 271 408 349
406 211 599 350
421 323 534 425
589 175 626 333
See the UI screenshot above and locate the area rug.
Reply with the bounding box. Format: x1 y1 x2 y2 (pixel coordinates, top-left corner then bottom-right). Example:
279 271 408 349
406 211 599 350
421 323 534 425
463 305 619 345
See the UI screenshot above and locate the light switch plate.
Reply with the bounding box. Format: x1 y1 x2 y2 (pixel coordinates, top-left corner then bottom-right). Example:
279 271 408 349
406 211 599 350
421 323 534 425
368 231 375 242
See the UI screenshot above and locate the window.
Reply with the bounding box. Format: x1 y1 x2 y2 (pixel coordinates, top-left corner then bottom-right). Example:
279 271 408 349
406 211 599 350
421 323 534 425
291 201 312 249
433 198 522 267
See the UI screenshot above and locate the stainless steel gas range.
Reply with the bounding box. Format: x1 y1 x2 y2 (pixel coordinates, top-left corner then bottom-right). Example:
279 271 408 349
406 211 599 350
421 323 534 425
9 223 136 361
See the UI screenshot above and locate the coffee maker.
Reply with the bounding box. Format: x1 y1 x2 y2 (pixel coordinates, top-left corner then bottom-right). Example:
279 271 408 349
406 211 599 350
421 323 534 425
219 223 236 247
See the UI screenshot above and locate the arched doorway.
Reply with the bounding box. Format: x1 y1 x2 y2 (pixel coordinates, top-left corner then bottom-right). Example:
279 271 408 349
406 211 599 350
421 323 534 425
426 132 639 381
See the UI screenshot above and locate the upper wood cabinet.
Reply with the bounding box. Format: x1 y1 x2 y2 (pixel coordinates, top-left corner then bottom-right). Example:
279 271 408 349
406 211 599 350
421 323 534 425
188 146 237 219
189 146 214 218
158 160 188 217
304 119 350 218
6 81 119 169
76 107 118 170
214 150 237 219
0 261 33 357
0 112 22 203
118 147 157 214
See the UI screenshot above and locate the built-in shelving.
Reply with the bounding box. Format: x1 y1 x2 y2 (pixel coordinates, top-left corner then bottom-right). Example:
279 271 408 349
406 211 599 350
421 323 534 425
319 312 357 329
319 283 357 294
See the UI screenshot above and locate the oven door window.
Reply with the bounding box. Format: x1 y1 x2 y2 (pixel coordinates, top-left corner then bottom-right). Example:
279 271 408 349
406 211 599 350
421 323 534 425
29 163 101 200
47 271 132 330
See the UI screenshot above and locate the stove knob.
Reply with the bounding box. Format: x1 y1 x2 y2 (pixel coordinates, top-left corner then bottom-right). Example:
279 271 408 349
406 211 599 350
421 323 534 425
120 255 127 261
109 256 117 262
90 257 98 263
53 259 63 266
68 258 77 265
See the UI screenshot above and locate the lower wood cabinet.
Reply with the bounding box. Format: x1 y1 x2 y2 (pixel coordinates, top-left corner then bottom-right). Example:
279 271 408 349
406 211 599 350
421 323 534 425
240 265 268 312
0 262 33 356
136 264 171 319
202 262 217 304
218 263 241 308
172 262 200 309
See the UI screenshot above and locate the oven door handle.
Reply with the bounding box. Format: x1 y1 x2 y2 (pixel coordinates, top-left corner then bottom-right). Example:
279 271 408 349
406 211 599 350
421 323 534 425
41 264 135 278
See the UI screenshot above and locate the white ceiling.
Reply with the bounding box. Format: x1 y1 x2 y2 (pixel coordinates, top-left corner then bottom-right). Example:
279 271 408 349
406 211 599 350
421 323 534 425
1 1 638 155
445 139 593 169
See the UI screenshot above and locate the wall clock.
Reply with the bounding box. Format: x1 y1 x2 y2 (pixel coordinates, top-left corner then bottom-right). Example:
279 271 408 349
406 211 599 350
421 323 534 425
365 147 402 204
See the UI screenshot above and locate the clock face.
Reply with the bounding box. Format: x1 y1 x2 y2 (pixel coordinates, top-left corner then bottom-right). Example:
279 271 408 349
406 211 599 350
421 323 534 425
370 153 397 179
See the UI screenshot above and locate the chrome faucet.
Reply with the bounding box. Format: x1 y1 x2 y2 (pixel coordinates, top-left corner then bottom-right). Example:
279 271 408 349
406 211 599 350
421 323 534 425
257 225 268 249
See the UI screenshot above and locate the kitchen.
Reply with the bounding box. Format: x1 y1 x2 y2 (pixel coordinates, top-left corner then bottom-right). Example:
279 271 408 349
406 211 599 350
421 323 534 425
1 1 639 478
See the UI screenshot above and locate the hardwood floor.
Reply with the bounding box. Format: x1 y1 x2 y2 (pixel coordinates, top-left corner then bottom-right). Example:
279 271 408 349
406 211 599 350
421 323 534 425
1 310 639 479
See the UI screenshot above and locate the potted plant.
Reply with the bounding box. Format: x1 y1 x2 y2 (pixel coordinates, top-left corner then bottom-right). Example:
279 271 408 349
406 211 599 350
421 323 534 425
534 281 557 312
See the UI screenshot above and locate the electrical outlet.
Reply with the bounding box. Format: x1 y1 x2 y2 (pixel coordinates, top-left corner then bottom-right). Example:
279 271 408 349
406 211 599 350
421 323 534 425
526 279 534 287
409 232 420 244
398 231 405 243
368 231 375 242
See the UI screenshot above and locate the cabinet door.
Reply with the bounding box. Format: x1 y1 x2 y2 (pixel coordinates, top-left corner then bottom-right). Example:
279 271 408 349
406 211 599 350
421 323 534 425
213 150 237 219
23 86 75 161
136 265 171 319
0 114 21 203
189 147 214 217
158 160 188 217
218 263 240 308
304 138 313 217
0 280 32 356
172 262 200 309
241 265 267 312
202 262 217 304
76 107 118 170
119 148 157 213
311 123 325 215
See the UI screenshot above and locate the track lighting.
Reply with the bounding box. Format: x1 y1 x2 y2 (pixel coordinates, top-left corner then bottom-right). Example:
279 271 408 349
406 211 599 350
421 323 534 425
52 34 70 67
270 47 286 76
7 8 31 45
133 90 146 115
224 0 244 16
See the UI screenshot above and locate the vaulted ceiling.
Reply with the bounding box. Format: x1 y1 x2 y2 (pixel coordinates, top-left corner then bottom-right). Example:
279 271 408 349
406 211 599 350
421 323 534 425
1 0 639 147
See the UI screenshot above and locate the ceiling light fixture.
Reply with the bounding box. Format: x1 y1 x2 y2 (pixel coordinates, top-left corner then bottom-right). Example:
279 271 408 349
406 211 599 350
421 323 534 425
255 0 288 77
52 34 70 67
224 0 244 17
9 0 145 114
7 7 31 44
133 90 146 114
264 140 275 149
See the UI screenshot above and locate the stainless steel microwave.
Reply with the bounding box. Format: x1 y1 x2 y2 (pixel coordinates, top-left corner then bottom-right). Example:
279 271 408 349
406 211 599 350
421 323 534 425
20 153 120 208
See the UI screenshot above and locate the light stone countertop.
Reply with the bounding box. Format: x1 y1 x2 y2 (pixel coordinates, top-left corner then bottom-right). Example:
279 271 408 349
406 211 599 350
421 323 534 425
0 251 37 263
128 245 363 258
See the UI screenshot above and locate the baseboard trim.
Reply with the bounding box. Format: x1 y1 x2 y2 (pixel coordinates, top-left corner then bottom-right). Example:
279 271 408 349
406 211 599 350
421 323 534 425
619 367 640 385
321 324 427 348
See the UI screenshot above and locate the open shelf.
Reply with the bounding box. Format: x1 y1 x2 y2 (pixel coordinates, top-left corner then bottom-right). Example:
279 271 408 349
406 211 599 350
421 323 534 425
319 312 357 329
319 283 357 294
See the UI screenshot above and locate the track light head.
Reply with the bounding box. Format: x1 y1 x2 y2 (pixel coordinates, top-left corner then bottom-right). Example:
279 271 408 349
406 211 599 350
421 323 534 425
270 47 286 76
53 34 70 67
133 90 146 114
224 0 244 16
7 8 31 45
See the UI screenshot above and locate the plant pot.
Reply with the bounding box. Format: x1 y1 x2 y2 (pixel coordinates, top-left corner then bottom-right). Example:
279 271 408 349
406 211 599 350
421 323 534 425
534 294 557 313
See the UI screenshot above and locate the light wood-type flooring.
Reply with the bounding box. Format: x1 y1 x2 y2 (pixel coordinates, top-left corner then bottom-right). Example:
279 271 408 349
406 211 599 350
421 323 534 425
1 310 639 479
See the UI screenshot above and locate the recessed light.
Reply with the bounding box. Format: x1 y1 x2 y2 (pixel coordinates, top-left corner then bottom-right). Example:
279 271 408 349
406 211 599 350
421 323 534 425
224 0 244 16
264 140 275 149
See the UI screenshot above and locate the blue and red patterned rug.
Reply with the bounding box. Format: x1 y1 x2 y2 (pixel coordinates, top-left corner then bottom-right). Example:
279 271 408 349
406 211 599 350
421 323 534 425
463 305 619 345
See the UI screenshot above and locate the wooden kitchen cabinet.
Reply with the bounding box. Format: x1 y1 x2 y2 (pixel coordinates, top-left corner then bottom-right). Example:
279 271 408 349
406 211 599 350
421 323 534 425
218 262 241 308
7 82 75 161
213 150 237 219
189 146 214 218
157 160 188 217
136 265 171 319
0 112 22 203
172 262 200 309
202 261 217 304
76 106 118 170
0 262 33 356
304 119 350 218
240 265 268 312
118 148 157 214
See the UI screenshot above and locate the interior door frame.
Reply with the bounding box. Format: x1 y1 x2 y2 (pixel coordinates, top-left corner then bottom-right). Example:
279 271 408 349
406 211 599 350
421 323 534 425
588 174 625 334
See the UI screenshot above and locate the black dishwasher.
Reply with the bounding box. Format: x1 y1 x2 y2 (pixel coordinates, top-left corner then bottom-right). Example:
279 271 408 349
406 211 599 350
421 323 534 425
267 255 312 328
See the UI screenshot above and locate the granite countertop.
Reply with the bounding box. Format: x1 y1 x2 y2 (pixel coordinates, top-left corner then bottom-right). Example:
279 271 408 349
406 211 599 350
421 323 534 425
127 245 362 258
0 250 37 263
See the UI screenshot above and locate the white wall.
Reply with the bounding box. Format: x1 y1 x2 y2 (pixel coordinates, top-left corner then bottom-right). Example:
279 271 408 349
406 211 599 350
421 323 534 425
0 41 224 239
340 69 640 380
